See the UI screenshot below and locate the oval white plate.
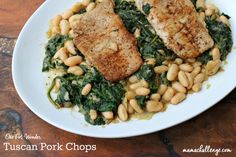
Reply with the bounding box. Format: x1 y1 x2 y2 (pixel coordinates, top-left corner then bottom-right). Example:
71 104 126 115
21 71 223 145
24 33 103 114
12 0 236 138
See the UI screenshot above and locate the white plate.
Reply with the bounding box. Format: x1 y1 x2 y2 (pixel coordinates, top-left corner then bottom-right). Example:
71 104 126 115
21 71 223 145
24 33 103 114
12 0 236 138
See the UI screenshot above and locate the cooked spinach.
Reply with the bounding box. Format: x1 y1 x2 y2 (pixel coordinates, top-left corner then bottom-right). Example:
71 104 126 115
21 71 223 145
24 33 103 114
42 34 70 71
55 85 68 104
158 73 171 86
114 0 176 65
48 67 124 125
206 17 233 60
83 77 124 112
142 3 151 15
135 96 147 109
135 64 155 81
198 51 212 64
85 114 105 125
191 0 197 6
135 64 158 93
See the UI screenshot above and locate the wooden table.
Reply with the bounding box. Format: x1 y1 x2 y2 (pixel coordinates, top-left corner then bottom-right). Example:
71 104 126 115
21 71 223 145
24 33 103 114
0 0 235 157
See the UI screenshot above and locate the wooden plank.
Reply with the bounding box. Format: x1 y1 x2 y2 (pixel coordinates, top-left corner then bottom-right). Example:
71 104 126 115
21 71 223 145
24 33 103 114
0 0 44 38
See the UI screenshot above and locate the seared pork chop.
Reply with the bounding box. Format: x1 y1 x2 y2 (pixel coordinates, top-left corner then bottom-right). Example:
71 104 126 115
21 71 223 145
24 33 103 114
72 0 143 81
135 0 214 58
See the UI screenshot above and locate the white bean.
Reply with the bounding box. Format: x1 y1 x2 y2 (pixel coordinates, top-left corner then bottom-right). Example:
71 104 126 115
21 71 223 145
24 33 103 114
191 66 201 78
60 20 70 35
167 64 179 81
134 28 141 38
199 12 205 21
211 47 221 60
125 91 136 100
154 65 168 74
205 60 221 76
64 56 83 66
127 103 134 114
196 0 205 9
146 58 156 65
67 66 84 76
193 62 202 68
206 4 219 13
118 104 128 121
53 79 61 93
81 83 92 96
62 10 74 20
86 2 95 12
192 83 202 92
102 111 114 120
129 75 139 83
170 93 186 105
52 15 62 27
53 47 68 61
162 60 169 66
178 71 189 87
135 87 150 96
174 58 183 65
51 26 61 36
179 64 193 72
162 87 175 102
205 9 214 16
150 93 161 101
186 72 194 90
194 73 205 84
220 15 230 26
89 109 97 120
69 30 77 38
140 80 149 88
129 99 143 113
65 40 77 55
129 82 142 90
185 58 196 63
158 84 168 95
69 14 81 28
172 82 186 93
146 101 163 113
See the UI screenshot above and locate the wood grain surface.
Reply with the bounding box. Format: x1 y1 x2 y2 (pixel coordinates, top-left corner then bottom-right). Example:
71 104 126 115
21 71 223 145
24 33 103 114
0 0 235 157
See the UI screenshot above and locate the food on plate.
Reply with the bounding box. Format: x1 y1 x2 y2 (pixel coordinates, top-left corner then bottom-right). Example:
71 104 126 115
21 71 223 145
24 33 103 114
135 0 214 58
43 0 233 125
72 0 143 81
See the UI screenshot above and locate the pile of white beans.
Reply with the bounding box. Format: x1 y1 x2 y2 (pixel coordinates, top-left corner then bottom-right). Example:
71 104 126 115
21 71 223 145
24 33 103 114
48 0 230 123
196 0 230 26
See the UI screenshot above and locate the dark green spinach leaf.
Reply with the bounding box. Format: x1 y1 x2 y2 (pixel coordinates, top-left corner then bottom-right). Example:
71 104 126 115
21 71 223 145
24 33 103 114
42 34 70 71
48 67 124 125
206 17 233 60
142 3 151 15
85 113 105 125
191 0 197 7
135 64 159 93
135 96 147 109
198 51 212 64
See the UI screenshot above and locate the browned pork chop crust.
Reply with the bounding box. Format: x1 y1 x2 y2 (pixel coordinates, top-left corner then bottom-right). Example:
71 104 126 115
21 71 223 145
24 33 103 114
136 0 214 58
72 0 143 81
